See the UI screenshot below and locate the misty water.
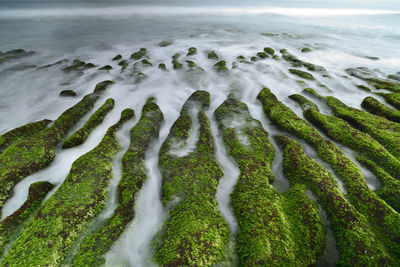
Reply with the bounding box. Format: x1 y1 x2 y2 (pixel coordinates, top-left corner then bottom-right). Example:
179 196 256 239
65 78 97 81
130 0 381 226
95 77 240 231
1 0 399 266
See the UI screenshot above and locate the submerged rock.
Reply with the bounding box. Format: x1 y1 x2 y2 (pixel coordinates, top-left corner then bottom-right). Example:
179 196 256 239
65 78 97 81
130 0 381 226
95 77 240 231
98 65 113 71
158 40 173 47
213 60 228 72
186 47 197 56
207 51 218 60
289 68 315 80
263 47 275 55
59 90 77 97
130 48 147 60
112 54 122 61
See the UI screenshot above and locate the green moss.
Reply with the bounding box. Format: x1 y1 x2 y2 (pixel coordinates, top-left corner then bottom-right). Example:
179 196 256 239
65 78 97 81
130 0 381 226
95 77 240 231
356 84 372 92
272 55 280 60
388 74 400 82
214 97 324 266
154 91 229 266
213 60 228 72
250 56 257 62
301 47 312 53
1 109 134 266
62 59 95 72
256 52 269 59
289 69 315 80
289 94 319 111
302 87 325 100
207 51 218 60
98 65 112 71
186 60 196 68
59 90 77 97
62 98 115 149
158 63 167 71
376 92 400 110
362 96 400 123
303 103 400 180
0 81 114 216
186 47 197 56
112 55 122 61
72 98 163 266
0 49 35 64
159 40 173 47
0 119 51 154
326 95 400 160
263 47 275 55
37 59 68 70
0 181 54 258
275 135 394 266
346 68 400 92
357 156 400 213
258 88 400 258
280 49 326 71
130 48 147 60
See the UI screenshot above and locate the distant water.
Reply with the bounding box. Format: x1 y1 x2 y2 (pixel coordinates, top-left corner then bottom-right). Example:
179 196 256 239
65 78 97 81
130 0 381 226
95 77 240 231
0 0 399 266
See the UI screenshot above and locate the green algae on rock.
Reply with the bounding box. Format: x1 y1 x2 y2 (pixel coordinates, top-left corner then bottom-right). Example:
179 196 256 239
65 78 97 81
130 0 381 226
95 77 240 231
275 135 394 266
289 68 315 80
59 90 77 97
112 54 122 61
207 51 218 60
186 47 197 56
280 49 326 71
301 102 400 180
154 91 229 266
130 48 147 60
73 98 163 266
0 181 54 258
98 65 113 71
301 47 312 53
158 40 173 47
62 98 115 149
1 109 134 266
346 67 400 92
357 156 400 213
356 84 372 92
289 93 319 111
0 119 51 154
256 51 269 59
0 49 35 64
258 88 400 258
213 60 228 72
0 80 114 216
362 96 400 123
171 54 183 70
263 47 275 55
214 97 324 266
326 95 400 160
377 92 400 110
62 59 95 72
158 63 167 71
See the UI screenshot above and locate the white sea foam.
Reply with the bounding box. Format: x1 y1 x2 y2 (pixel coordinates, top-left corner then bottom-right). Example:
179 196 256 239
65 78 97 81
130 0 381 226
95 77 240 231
0 6 399 20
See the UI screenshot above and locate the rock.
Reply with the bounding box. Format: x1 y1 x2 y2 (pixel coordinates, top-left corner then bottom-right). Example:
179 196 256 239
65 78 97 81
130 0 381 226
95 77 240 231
264 47 275 55
257 52 269 59
130 48 147 60
112 54 122 61
301 47 312 53
158 63 167 71
59 90 77 97
186 47 197 56
98 65 113 71
159 40 173 47
207 51 218 60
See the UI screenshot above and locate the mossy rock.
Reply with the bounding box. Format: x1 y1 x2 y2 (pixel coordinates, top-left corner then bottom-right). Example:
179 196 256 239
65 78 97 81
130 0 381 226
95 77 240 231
276 135 395 266
140 59 153 67
250 56 258 62
0 119 51 154
281 49 325 71
388 74 400 82
158 63 167 71
301 47 312 53
130 48 147 60
37 59 68 70
98 65 113 71
2 109 134 266
0 80 113 214
256 52 269 59
289 93 319 111
159 40 173 47
0 49 35 64
357 84 372 92
258 88 400 258
0 181 54 258
346 67 400 92
112 54 122 61
59 90 77 97
263 47 275 55
186 47 197 56
289 68 315 80
362 96 400 123
73 98 163 266
62 98 115 149
154 91 229 266
214 97 324 266
213 60 228 72
207 51 218 60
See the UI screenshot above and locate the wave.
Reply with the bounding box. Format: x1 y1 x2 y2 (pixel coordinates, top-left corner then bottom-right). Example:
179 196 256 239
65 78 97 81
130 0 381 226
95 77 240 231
0 6 399 19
